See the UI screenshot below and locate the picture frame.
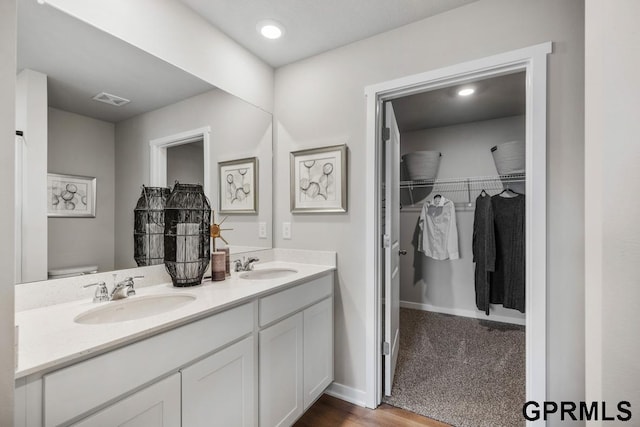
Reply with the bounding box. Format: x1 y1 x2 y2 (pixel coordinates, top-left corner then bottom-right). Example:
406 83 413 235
290 144 348 213
47 173 97 218
218 157 258 214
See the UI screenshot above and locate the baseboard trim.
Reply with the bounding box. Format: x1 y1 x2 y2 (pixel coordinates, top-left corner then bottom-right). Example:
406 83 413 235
400 300 526 326
325 382 367 407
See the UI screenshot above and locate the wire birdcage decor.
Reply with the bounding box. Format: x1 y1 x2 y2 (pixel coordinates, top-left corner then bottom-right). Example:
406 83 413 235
164 183 211 287
134 186 170 266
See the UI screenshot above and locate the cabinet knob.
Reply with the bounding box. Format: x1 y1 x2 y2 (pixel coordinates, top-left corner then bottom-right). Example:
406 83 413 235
399 249 407 256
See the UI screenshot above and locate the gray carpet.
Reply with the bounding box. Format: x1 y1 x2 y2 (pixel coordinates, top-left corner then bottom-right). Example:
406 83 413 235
383 308 525 427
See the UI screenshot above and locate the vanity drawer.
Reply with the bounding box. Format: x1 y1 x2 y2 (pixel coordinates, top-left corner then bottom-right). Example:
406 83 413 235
259 273 332 327
43 302 253 427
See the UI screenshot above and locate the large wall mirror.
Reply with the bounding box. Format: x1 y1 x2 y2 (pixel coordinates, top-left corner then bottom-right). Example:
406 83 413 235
15 0 273 284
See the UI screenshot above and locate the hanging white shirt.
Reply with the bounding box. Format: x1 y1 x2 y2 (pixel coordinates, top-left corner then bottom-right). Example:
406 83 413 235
418 195 459 260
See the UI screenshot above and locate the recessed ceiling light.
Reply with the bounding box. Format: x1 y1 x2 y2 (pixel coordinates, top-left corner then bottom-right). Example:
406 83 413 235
457 87 475 97
257 20 284 40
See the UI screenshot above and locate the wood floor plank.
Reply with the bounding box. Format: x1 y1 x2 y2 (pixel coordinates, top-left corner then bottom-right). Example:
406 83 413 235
294 394 451 427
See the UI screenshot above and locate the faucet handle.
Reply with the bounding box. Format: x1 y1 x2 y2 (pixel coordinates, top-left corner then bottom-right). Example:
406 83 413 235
127 276 143 296
232 259 243 272
84 282 109 303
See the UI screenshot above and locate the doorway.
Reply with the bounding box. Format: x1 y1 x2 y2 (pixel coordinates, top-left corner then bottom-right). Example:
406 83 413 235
149 126 211 200
364 43 552 424
381 71 527 426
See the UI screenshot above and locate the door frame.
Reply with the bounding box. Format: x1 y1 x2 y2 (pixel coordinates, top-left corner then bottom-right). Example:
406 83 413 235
149 126 211 201
363 42 552 418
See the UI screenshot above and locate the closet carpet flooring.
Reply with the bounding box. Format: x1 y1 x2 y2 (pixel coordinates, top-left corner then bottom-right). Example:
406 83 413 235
383 308 525 427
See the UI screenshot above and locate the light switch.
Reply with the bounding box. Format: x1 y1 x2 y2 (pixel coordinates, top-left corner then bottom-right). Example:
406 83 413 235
259 222 267 239
283 222 292 240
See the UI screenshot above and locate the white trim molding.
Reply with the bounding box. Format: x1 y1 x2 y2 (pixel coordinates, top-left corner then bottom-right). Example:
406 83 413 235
364 42 552 424
149 126 211 200
324 382 367 407
399 301 526 326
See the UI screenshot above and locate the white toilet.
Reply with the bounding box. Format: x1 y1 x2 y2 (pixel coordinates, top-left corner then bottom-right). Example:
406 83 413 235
47 265 99 280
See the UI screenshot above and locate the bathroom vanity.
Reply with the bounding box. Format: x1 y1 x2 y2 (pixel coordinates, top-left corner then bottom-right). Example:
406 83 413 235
14 254 335 427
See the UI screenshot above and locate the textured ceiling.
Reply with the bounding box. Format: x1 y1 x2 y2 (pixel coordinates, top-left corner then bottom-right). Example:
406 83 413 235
178 0 479 67
392 72 526 132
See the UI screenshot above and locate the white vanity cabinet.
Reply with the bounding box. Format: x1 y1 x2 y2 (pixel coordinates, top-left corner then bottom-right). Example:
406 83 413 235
259 312 304 427
302 297 333 409
71 373 181 427
15 269 334 427
259 274 334 427
40 303 254 427
182 336 255 427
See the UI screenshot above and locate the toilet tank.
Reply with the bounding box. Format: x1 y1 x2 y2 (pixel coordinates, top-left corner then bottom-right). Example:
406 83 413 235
47 265 98 280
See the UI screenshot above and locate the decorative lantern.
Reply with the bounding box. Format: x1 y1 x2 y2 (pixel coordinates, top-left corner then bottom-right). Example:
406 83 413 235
133 186 170 266
164 183 211 287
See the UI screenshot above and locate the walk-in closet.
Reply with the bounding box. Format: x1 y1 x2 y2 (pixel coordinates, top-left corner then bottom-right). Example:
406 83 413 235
382 72 527 427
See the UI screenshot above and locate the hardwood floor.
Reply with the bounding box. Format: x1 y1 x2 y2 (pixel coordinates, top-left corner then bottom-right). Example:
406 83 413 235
294 394 451 427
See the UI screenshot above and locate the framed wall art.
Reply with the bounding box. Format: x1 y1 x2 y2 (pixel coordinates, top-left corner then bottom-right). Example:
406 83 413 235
218 157 258 214
47 173 96 217
290 144 348 213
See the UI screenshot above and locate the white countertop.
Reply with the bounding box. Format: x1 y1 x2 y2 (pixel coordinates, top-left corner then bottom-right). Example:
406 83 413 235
15 261 334 379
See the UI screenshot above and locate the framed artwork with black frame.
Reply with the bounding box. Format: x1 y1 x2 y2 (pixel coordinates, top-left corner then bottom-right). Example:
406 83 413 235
218 157 258 214
290 144 348 213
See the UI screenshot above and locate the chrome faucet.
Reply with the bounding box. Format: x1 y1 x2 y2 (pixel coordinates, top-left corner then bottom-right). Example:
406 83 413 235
233 257 260 272
83 275 144 303
110 276 143 300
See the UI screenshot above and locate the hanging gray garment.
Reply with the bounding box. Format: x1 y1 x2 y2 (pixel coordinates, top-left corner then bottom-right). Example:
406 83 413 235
472 192 496 315
491 194 526 313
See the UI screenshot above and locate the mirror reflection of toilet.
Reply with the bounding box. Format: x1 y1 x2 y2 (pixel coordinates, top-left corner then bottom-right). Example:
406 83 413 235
47 265 98 280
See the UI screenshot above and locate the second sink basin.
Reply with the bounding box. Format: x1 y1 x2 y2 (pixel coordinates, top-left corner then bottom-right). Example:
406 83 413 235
240 268 298 280
75 294 196 324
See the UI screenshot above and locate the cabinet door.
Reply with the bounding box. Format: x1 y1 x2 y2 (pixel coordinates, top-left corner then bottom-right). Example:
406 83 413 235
303 297 334 409
182 336 255 427
71 373 180 427
259 313 303 427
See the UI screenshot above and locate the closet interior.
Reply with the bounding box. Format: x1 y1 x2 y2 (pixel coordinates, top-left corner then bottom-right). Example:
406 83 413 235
382 71 527 427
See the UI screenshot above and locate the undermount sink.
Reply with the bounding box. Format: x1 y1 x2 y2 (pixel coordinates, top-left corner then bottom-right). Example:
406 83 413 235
74 294 196 324
239 268 298 280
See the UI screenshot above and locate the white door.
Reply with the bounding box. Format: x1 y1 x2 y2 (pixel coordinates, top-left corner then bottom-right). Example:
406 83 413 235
303 298 334 409
71 373 181 427
259 313 304 427
182 336 256 427
384 101 401 396
15 134 25 284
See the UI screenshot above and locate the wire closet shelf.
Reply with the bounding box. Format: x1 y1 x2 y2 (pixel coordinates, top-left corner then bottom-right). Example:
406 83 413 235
399 172 526 210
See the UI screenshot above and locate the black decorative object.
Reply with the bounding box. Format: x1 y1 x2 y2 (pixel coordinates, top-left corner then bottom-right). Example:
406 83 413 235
164 183 211 287
134 186 170 266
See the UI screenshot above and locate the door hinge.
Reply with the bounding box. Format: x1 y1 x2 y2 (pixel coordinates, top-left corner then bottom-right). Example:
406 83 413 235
382 127 390 141
382 341 390 356
382 234 390 248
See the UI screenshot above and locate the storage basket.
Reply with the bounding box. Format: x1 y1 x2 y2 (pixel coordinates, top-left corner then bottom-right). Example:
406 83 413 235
491 141 525 175
401 151 441 181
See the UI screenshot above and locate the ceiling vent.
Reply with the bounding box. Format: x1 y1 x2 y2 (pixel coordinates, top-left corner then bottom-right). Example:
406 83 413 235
92 92 130 107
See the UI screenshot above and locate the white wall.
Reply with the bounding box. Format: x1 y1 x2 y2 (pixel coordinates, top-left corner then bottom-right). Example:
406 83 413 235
0 0 16 422
167 142 204 186
48 108 115 275
40 0 274 113
114 88 272 269
585 0 640 417
399 116 525 324
274 0 585 412
15 69 48 283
